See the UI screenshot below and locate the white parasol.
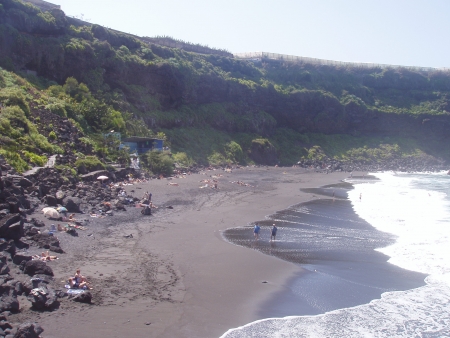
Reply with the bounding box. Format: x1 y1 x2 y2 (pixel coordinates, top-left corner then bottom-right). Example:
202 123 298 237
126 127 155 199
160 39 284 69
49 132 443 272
97 175 109 181
43 208 60 219
42 207 55 213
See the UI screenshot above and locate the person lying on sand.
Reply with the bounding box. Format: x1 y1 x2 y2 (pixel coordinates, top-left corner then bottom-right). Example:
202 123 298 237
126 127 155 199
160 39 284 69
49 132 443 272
67 213 78 222
32 251 58 261
168 182 179 186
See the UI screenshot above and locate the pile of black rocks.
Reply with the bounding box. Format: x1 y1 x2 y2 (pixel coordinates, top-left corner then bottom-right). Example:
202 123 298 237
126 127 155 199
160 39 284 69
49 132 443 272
297 154 449 173
0 156 146 337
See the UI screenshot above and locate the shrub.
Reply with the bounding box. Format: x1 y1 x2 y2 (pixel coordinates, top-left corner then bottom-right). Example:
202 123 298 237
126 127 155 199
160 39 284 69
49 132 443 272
44 97 68 117
74 155 105 172
0 149 29 173
0 87 30 116
55 164 77 176
207 151 229 166
48 131 57 140
22 151 47 166
142 151 173 176
172 152 195 168
224 141 243 164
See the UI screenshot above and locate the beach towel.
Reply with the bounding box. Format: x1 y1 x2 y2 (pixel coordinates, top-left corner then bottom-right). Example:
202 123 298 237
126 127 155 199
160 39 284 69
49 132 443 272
67 288 86 295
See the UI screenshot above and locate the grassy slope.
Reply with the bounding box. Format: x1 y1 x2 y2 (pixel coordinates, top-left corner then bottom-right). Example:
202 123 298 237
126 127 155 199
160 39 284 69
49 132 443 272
0 0 450 171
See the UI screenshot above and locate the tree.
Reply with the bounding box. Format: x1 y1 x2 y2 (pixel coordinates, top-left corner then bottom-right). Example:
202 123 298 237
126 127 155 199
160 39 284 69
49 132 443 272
142 150 173 176
225 141 243 164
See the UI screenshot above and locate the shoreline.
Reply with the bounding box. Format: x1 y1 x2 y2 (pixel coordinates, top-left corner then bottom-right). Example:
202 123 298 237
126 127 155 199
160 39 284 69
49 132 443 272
222 181 426 322
18 167 356 338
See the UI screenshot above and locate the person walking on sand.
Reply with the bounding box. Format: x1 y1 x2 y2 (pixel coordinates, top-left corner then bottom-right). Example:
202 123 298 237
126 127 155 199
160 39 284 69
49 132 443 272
271 224 277 241
253 224 261 240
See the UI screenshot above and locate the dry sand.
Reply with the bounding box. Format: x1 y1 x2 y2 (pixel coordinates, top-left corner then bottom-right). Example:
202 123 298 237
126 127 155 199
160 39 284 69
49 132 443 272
19 166 351 338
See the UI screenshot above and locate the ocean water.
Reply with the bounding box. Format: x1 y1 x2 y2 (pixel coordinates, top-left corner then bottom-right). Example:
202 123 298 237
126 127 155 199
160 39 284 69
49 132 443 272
221 172 450 337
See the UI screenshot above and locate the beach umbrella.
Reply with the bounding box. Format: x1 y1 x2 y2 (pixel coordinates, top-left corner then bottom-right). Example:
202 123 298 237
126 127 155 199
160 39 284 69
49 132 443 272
57 206 68 213
97 175 108 181
43 208 60 219
42 207 55 213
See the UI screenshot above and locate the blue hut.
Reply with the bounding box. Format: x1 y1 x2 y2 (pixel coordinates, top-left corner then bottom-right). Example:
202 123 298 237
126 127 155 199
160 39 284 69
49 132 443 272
121 137 163 154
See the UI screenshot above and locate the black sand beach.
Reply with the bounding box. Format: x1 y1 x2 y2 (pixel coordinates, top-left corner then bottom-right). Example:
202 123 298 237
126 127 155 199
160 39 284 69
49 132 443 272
12 167 428 338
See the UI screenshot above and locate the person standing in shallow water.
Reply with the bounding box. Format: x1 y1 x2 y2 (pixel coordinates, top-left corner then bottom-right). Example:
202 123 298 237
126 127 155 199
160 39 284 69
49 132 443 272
253 224 261 240
271 224 277 241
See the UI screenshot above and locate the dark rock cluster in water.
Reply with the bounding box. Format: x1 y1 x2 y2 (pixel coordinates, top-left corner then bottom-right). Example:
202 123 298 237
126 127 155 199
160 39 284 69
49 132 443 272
297 153 448 173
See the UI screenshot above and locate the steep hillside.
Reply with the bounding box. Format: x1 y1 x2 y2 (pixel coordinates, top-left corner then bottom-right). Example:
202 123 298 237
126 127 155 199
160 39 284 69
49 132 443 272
0 0 449 170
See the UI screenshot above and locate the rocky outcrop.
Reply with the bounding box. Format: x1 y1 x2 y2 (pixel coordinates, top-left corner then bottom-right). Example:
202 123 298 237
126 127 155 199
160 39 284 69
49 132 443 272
13 322 44 338
0 285 19 313
249 139 278 166
27 285 58 310
71 291 92 304
297 152 448 173
23 261 54 277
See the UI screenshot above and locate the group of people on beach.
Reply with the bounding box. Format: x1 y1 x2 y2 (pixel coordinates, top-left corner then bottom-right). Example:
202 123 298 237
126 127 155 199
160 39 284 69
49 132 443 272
199 179 219 189
231 180 253 187
68 268 91 290
253 224 278 241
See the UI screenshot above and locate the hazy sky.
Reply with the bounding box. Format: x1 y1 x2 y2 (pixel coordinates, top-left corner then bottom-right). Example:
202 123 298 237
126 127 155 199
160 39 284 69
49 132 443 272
51 0 450 68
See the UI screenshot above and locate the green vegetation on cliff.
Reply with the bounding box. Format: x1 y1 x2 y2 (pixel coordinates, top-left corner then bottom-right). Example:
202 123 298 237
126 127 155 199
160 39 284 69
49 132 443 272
0 0 449 173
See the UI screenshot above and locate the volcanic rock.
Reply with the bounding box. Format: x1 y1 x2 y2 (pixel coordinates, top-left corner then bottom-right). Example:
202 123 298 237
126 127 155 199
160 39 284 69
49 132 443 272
71 291 92 304
13 322 44 338
23 261 53 277
27 285 58 310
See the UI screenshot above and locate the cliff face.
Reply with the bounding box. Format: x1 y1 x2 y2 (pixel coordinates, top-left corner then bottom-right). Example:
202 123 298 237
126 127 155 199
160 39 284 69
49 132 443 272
1 0 450 159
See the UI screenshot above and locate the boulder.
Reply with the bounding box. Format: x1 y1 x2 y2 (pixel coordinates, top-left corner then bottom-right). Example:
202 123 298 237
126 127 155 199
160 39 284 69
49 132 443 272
249 140 278 165
0 214 21 237
0 320 12 330
77 164 88 175
17 178 33 189
14 282 23 295
27 286 58 310
23 260 53 277
2 222 24 241
12 253 32 265
21 275 51 295
55 190 65 200
37 184 50 198
23 225 40 237
44 195 57 207
49 245 64 254
29 219 45 228
62 197 82 212
31 233 60 250
12 322 43 338
0 286 19 313
71 291 92 304
0 258 10 275
0 239 16 255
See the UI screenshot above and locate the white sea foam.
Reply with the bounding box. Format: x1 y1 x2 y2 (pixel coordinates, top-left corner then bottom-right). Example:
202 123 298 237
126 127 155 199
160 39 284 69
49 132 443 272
221 172 450 337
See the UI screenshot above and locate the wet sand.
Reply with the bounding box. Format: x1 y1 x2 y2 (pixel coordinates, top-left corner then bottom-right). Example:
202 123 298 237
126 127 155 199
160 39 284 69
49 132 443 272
18 167 419 338
225 194 426 319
